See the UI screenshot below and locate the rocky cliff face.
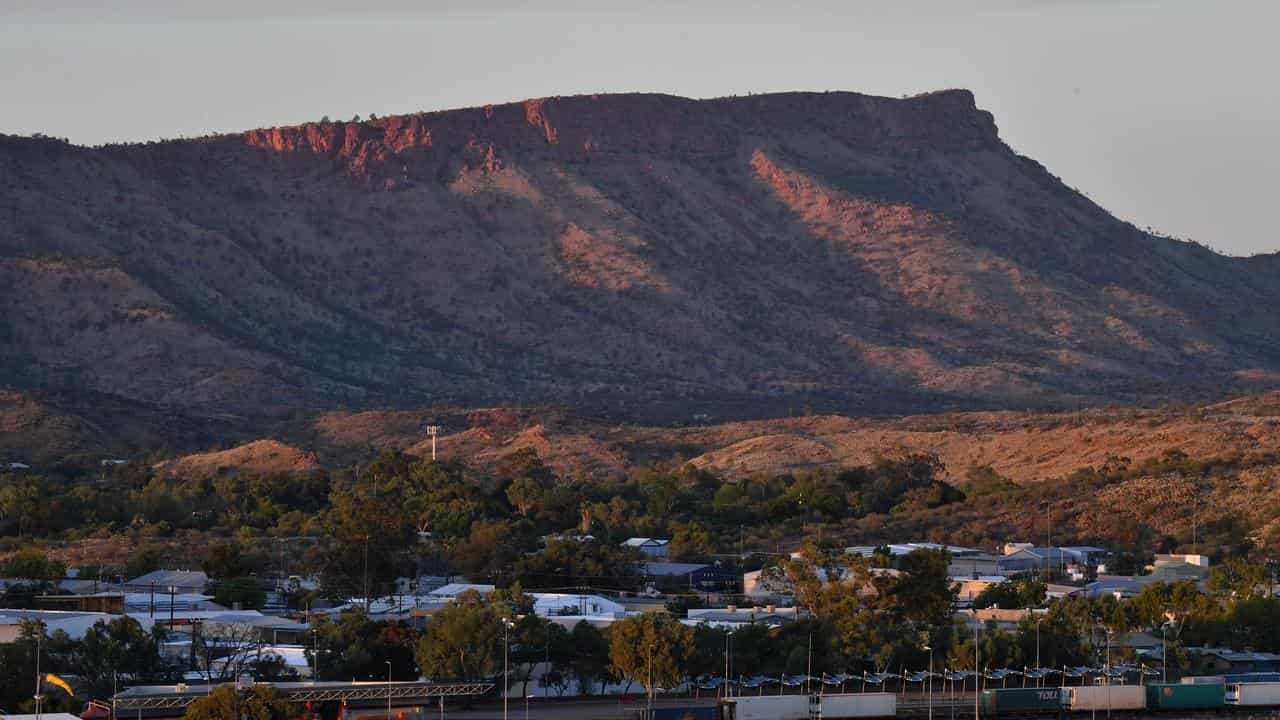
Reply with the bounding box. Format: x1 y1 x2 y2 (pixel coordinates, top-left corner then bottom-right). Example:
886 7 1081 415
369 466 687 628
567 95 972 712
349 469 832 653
1 90 1278 429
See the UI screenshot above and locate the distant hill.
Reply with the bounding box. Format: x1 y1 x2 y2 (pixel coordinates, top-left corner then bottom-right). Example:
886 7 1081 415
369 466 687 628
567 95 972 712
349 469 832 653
3 89 1280 437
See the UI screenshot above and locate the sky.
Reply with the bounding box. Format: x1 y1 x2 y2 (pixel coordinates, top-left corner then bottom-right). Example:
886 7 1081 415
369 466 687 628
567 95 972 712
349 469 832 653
2 0 1277 256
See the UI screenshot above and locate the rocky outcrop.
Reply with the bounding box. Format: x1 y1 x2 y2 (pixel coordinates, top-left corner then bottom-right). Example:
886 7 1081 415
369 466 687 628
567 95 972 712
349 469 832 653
1 90 1277 431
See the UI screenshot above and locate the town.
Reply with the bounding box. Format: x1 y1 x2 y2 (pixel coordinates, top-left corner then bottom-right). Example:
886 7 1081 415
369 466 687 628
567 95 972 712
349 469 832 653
6 514 1280 720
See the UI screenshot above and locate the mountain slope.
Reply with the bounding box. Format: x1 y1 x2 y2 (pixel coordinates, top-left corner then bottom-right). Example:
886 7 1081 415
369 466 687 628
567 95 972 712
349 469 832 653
2 90 1279 423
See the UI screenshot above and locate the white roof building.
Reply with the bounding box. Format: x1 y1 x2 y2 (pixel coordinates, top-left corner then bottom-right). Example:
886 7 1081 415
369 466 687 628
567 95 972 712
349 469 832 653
0 609 155 642
622 538 671 558
530 593 626 619
428 583 496 598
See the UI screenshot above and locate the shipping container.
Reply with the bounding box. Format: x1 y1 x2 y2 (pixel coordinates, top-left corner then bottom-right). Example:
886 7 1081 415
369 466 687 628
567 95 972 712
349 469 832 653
1227 681 1280 706
1063 685 1145 711
1145 682 1224 710
718 695 809 720
1180 676 1226 685
642 707 719 720
819 692 896 718
980 688 1063 714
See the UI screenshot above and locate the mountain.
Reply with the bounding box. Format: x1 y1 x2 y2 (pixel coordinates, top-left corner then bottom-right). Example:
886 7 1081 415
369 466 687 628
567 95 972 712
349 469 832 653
3 90 1280 434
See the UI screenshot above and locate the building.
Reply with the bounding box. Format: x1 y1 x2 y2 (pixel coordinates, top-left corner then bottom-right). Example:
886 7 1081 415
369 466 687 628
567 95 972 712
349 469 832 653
639 561 737 593
622 537 671 559
1085 574 1159 599
123 569 209 593
1149 555 1211 580
36 592 125 613
684 605 802 630
531 592 625 618
0 609 155 642
427 583 495 599
953 576 1007 607
1192 648 1280 674
958 607 1037 632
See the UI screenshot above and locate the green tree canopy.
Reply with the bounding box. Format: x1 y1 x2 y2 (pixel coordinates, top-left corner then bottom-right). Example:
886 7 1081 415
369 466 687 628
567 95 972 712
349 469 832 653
608 613 695 694
185 685 300 720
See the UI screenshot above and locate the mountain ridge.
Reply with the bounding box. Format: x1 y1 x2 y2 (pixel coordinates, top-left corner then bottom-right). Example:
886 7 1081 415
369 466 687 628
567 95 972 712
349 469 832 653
2 89 1279 438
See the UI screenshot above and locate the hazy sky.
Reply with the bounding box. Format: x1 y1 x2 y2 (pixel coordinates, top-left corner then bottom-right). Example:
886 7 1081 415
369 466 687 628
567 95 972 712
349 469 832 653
2 0 1277 255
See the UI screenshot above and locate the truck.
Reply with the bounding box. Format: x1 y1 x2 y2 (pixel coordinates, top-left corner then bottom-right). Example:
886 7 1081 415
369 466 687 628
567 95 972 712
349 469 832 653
1062 685 1145 712
1226 681 1280 706
818 692 896 718
717 693 894 720
980 688 1062 715
718 695 809 720
1145 682 1224 710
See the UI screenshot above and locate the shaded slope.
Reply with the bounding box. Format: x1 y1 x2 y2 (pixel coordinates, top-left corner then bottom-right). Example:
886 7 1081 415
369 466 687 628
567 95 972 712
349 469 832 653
2 90 1278 424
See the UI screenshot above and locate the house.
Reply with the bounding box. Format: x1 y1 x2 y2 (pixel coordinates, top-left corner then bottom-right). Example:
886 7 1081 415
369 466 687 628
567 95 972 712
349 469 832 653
1192 648 1280 674
948 553 1008 579
1149 555 1210 580
638 562 737 592
744 564 899 601
427 583 496 599
36 592 126 614
846 543 983 564
685 605 803 630
1044 583 1084 600
123 591 223 615
123 569 209 593
1000 545 1105 575
1114 631 1163 654
1085 574 1159 599
953 576 1007 607
622 537 671 559
1060 546 1110 566
958 607 1036 632
531 593 626 619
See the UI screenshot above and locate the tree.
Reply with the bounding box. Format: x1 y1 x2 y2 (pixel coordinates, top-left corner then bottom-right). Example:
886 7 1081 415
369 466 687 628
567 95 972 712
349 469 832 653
973 579 1047 610
567 621 613 695
124 548 162 579
312 610 418 681
2 549 66 581
608 614 695 695
415 590 504 681
203 542 249 579
1209 559 1269 600
888 549 955 625
506 477 544 517
669 522 715 562
76 617 165 698
213 577 266 610
451 520 525 580
185 685 300 720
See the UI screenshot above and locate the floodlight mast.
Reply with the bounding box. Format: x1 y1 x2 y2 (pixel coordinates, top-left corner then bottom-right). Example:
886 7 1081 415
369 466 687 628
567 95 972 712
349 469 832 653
426 425 440 460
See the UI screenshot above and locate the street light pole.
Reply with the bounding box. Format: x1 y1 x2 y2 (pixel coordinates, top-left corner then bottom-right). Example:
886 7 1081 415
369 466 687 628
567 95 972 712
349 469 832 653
386 661 392 720
974 618 980 720
923 644 933 720
647 643 655 715
1036 617 1042 688
503 620 512 720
